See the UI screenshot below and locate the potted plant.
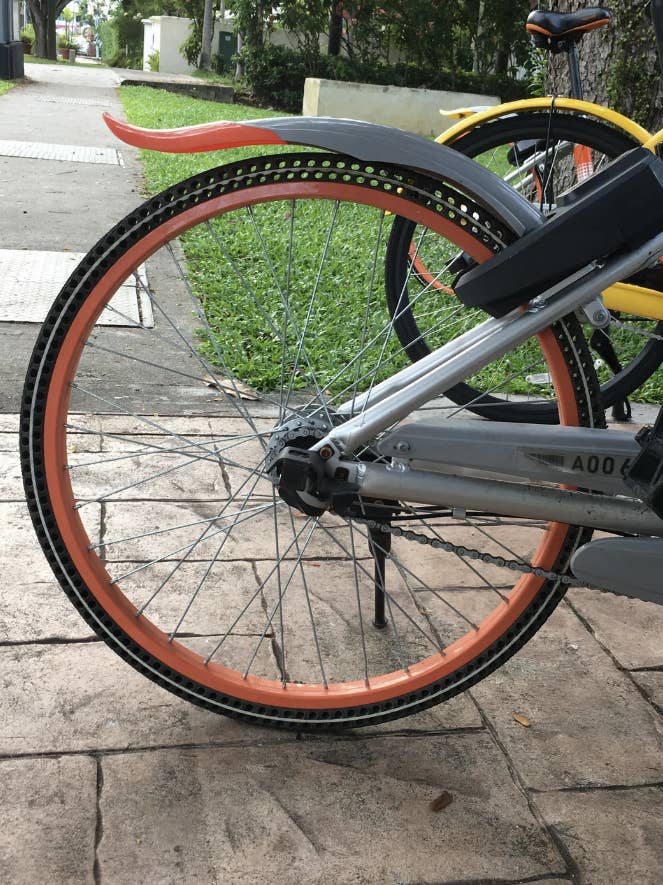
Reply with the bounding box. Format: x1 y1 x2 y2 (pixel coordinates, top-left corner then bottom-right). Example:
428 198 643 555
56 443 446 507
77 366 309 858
58 34 76 62
58 10 78 62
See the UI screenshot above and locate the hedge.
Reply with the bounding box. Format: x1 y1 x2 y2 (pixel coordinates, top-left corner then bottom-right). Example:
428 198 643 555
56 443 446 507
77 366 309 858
241 45 530 113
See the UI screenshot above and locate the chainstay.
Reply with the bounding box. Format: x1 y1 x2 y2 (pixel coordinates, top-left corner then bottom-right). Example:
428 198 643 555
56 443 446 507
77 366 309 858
352 515 604 590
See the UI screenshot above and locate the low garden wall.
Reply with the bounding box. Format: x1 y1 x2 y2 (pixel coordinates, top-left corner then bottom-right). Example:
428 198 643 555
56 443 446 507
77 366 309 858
303 78 501 137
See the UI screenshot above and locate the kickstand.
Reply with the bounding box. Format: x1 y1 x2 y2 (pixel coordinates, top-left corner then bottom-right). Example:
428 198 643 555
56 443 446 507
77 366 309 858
368 525 390 629
588 327 632 422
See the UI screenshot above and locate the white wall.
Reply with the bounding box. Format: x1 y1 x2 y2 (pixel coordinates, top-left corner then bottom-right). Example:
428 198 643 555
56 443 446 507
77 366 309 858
143 16 235 75
303 78 501 138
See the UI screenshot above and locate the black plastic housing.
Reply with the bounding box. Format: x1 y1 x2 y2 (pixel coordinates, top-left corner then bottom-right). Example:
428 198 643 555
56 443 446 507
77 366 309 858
455 148 663 317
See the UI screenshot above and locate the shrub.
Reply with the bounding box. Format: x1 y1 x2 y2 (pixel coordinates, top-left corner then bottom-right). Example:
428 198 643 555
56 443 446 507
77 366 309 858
240 44 530 113
100 12 143 66
147 49 159 72
98 19 118 62
180 29 201 67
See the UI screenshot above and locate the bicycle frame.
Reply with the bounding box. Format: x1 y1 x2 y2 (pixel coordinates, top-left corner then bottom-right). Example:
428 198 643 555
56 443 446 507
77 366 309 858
308 229 663 537
105 111 663 535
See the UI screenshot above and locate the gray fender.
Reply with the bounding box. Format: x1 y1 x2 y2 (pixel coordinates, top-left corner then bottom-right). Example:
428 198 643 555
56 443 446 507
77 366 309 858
252 117 544 237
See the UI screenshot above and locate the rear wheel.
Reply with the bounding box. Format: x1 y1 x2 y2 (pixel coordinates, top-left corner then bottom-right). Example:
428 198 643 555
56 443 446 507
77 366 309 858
386 112 663 422
21 153 603 728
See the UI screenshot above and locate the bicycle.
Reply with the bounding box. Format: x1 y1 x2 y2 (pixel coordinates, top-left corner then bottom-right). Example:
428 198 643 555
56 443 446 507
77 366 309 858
20 99 663 731
386 4 663 423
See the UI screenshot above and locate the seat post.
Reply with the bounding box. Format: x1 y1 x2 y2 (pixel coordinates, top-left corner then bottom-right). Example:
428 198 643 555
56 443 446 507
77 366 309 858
565 39 584 100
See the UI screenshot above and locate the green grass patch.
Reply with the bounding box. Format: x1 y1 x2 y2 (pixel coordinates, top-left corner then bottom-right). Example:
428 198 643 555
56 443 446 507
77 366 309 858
192 69 235 86
119 86 293 193
0 81 15 96
118 88 421 392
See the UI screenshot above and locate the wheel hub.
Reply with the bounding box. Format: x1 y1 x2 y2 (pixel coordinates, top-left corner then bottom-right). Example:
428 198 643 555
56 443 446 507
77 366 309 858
266 416 333 516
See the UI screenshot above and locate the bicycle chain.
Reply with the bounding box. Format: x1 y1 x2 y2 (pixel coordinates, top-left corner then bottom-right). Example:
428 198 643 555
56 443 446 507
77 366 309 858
352 514 602 590
609 315 663 343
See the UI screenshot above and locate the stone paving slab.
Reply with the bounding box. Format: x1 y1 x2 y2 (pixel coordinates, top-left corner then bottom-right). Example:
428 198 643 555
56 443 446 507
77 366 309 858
0 249 151 326
536 786 663 885
0 450 24 498
566 589 663 670
97 736 566 884
0 139 123 165
0 756 97 885
1 499 97 642
0 641 288 755
470 604 663 791
632 671 663 711
1 630 482 753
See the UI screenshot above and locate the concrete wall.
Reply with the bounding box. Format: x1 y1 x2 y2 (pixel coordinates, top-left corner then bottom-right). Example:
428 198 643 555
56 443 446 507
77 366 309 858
142 16 234 75
143 17 190 75
303 78 501 138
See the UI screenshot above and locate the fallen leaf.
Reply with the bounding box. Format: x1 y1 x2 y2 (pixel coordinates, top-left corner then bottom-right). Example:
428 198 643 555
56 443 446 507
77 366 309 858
203 374 259 401
430 790 453 812
512 712 532 728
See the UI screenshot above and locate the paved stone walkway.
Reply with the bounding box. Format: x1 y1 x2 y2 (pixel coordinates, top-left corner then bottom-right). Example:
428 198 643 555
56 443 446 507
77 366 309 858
1 63 662 885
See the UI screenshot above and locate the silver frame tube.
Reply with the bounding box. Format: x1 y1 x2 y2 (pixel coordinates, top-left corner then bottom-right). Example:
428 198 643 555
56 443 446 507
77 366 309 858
378 420 640 495
320 230 663 455
356 462 663 537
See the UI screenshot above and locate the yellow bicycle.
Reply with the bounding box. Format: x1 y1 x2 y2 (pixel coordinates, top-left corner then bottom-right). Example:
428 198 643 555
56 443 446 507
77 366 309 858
385 4 663 422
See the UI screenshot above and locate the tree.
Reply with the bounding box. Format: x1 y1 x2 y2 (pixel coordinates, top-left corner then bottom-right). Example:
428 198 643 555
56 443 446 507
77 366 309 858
545 0 663 132
228 0 271 53
199 0 214 70
328 2 343 55
27 0 70 59
277 0 328 64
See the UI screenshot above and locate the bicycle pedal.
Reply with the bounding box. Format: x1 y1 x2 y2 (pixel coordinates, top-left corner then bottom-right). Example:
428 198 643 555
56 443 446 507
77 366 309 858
623 408 663 517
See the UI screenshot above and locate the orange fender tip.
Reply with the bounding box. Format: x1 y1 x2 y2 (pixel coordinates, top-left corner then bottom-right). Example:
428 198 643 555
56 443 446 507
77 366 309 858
102 113 287 153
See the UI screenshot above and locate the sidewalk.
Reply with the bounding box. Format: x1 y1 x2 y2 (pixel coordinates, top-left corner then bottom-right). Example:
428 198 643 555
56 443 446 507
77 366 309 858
1 63 662 885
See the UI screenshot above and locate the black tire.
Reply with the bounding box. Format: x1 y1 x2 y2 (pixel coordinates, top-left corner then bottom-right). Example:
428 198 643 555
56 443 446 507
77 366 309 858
386 112 663 422
22 152 604 730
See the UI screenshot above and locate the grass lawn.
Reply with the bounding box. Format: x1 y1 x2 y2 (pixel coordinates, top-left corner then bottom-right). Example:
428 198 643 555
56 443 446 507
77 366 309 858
0 81 15 96
119 86 293 194
118 86 415 390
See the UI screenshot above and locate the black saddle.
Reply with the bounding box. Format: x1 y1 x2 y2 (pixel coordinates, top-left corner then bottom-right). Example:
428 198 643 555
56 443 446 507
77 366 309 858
527 7 611 49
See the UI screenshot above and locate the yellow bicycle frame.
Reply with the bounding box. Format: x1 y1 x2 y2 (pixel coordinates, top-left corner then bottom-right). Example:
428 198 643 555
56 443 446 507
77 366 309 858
437 98 663 320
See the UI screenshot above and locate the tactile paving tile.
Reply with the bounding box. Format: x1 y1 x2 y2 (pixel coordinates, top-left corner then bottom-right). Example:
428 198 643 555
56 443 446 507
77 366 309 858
0 139 123 165
37 95 113 108
0 250 153 327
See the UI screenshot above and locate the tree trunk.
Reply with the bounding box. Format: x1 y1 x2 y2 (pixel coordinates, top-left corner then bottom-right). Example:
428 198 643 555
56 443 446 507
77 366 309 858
545 0 663 131
27 1 48 58
200 0 214 71
494 44 509 75
328 3 343 56
472 0 485 74
27 0 67 60
235 30 243 79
